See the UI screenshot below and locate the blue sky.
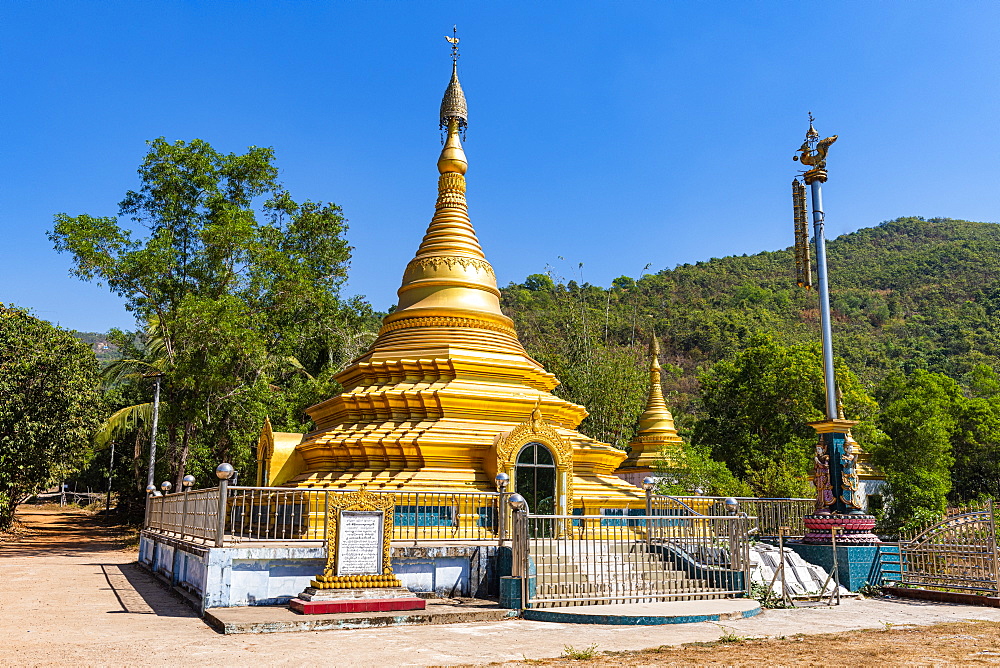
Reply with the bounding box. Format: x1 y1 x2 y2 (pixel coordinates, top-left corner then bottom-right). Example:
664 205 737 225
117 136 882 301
2 1 998 332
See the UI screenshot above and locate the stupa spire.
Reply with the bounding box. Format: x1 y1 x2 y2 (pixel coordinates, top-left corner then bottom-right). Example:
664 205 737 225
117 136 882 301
635 336 677 434
617 335 684 478
391 31 506 320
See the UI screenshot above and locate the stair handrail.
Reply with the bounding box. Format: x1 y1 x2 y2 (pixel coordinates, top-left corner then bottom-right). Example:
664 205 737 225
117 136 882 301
653 494 707 517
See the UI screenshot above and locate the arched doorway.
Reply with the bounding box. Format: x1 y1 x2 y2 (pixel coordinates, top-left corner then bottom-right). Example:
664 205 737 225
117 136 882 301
515 442 556 515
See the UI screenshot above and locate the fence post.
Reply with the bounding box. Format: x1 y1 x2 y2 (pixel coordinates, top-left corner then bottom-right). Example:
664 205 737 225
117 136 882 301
642 477 655 546
144 484 155 528
990 499 1000 595
778 525 794 608
323 490 329 543
158 481 171 530
495 473 509 546
179 475 194 539
215 481 228 547
741 514 751 597
508 493 529 608
724 498 740 570
215 463 235 548
497 492 507 545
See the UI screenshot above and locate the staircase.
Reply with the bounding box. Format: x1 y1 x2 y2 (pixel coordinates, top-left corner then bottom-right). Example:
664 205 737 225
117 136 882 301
528 540 736 608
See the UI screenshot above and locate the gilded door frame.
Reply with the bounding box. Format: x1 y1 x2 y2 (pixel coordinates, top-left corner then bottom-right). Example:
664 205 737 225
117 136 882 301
494 407 573 515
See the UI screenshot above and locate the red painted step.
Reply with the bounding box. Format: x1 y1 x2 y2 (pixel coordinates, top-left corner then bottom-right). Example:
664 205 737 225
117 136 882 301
289 597 427 615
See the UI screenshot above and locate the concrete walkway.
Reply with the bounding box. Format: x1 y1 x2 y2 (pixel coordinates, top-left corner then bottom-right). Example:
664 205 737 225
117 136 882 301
521 599 761 625
7 507 1000 666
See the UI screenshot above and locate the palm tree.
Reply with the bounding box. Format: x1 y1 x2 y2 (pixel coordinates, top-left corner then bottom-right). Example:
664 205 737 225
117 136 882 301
94 318 169 489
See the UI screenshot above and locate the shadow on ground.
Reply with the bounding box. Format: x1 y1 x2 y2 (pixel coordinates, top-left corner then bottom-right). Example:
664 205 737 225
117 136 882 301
3 506 199 620
100 563 200 618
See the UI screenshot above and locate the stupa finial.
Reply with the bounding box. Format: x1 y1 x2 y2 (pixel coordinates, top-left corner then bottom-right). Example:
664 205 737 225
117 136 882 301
806 111 818 139
440 26 468 141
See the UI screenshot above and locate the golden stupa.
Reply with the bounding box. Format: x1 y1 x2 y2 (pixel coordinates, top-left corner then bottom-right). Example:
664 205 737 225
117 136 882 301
261 46 643 511
616 337 685 486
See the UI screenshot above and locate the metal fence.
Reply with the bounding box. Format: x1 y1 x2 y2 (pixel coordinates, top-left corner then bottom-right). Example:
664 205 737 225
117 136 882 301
145 486 504 546
684 497 813 537
611 495 813 537
513 512 754 608
145 484 809 549
900 501 1000 594
144 487 220 543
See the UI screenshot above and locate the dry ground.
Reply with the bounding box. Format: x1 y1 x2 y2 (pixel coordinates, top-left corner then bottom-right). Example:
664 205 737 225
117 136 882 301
6 506 1000 666
483 620 1000 666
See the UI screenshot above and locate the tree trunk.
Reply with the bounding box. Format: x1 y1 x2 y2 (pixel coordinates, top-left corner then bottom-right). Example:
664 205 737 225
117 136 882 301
166 421 180 485
174 422 192 488
0 490 23 532
132 431 143 492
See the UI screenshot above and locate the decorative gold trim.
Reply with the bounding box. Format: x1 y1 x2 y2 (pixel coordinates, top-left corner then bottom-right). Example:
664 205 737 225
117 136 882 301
803 168 828 185
255 418 274 487
378 315 517 337
630 433 683 444
310 484 399 589
807 418 858 434
436 172 467 193
405 256 496 277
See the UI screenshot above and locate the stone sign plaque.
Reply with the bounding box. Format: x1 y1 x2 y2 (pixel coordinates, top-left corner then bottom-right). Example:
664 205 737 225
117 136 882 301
335 510 384 576
311 485 396 589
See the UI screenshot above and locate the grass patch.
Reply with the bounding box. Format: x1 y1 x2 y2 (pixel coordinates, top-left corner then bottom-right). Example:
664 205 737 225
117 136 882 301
561 644 599 660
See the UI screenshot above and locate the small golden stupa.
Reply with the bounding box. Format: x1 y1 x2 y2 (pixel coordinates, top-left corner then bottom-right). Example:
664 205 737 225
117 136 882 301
616 337 685 486
262 42 643 511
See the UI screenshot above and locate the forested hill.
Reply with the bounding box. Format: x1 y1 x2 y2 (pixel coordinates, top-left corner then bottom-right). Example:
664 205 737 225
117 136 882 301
639 216 1000 382
499 217 1000 450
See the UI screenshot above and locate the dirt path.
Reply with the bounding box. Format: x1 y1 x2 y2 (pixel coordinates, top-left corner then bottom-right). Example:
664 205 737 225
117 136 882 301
7 507 1000 666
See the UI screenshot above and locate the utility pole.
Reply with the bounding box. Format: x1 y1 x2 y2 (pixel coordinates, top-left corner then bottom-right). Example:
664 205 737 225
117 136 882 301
144 372 164 490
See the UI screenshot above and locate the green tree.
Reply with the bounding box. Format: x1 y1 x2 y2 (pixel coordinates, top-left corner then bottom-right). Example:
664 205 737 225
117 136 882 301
656 443 752 496
523 273 555 292
692 334 883 496
50 138 377 486
0 305 103 529
872 370 958 532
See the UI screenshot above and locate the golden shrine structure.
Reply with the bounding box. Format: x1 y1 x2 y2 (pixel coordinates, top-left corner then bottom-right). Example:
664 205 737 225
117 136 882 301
616 337 684 487
257 49 677 514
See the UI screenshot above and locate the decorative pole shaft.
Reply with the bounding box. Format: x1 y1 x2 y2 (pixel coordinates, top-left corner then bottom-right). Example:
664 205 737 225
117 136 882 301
796 117 877 541
809 179 838 419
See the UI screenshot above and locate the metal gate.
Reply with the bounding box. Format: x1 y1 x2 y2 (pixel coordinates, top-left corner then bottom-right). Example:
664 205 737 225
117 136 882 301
901 501 1000 594
511 512 753 608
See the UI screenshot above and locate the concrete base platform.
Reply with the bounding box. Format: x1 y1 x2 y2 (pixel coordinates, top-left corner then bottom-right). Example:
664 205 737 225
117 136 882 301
205 598 518 634
522 599 762 625
289 596 426 614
